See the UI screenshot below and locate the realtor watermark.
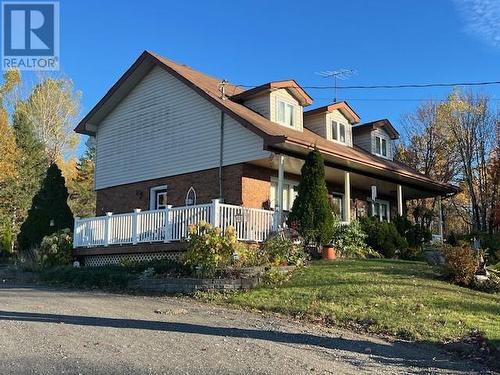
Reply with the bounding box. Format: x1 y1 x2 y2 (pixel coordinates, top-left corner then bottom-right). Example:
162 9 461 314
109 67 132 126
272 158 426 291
2 1 60 70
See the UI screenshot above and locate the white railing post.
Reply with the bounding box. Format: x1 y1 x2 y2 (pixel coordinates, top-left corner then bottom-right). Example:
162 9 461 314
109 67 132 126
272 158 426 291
211 199 221 228
132 209 141 244
73 217 80 248
164 205 173 242
104 212 113 247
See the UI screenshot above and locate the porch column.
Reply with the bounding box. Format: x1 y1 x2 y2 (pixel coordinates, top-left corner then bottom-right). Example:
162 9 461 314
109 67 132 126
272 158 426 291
343 171 351 223
437 195 443 242
397 184 403 217
276 154 285 226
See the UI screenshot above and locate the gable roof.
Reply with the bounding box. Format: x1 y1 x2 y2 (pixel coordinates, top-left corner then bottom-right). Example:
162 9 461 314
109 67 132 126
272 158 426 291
75 51 457 195
304 101 361 124
352 119 400 139
231 80 314 106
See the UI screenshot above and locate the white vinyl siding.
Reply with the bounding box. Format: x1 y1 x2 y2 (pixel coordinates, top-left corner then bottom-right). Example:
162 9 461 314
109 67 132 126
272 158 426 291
270 89 303 131
304 109 352 146
95 66 270 190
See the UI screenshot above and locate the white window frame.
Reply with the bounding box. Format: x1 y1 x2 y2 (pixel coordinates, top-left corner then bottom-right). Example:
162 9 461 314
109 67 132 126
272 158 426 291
374 135 389 158
270 177 299 211
330 121 347 145
276 99 295 128
372 199 390 222
330 192 344 219
149 185 168 210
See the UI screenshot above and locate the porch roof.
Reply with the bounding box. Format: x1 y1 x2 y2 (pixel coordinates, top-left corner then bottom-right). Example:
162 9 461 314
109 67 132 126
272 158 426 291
75 51 458 197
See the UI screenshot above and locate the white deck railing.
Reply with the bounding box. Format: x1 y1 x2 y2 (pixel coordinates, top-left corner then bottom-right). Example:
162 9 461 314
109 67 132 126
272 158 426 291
73 200 278 248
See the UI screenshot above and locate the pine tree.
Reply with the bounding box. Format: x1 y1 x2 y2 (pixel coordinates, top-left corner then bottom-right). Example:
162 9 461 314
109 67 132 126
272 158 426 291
70 141 96 217
12 107 48 233
287 149 334 247
17 164 74 251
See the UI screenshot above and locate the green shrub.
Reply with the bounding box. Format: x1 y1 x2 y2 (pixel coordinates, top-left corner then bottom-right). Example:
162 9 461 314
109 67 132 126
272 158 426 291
359 217 408 258
182 221 245 276
441 245 478 286
287 149 334 247
40 265 133 289
393 215 431 249
39 228 73 268
17 164 74 252
0 224 13 257
262 231 307 266
331 220 380 258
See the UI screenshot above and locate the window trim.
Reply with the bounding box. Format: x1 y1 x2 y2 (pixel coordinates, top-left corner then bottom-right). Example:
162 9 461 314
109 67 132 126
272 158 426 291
330 120 348 145
372 198 390 222
374 135 390 158
149 185 168 210
276 99 296 128
330 192 344 219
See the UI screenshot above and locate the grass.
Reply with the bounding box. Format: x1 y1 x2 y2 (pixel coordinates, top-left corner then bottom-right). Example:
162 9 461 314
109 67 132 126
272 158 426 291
197 259 500 348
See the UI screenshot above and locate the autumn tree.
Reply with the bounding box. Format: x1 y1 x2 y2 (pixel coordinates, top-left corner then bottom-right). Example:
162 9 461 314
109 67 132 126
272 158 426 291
396 101 457 230
438 91 498 233
0 71 21 253
69 140 96 217
19 77 80 163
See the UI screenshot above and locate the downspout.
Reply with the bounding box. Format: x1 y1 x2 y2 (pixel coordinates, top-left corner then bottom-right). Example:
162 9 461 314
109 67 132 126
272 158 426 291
219 111 224 201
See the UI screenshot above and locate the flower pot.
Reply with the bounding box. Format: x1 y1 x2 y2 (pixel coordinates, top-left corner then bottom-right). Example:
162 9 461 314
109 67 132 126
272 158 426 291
322 245 336 260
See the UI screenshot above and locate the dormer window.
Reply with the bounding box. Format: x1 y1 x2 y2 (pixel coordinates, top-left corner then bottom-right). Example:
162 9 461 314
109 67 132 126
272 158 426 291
375 136 388 158
331 121 347 144
277 100 295 127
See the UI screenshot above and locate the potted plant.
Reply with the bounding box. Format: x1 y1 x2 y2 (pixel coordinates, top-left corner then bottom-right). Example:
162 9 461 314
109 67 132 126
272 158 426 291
322 243 336 260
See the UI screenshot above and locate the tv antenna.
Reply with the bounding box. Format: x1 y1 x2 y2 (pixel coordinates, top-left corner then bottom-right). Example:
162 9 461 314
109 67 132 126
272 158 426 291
316 69 356 102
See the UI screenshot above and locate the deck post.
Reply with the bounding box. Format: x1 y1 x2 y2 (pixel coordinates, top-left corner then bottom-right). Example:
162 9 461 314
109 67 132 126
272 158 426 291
73 217 80 248
343 171 351 223
132 209 141 244
276 154 285 226
164 205 173 242
211 199 221 228
397 184 403 217
104 212 113 247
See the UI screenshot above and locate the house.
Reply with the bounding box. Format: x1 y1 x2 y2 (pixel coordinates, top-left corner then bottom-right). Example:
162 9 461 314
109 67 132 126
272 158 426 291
73 51 458 266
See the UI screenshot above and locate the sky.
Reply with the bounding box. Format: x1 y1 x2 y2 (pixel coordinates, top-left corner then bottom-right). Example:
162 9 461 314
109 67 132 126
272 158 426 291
26 0 500 155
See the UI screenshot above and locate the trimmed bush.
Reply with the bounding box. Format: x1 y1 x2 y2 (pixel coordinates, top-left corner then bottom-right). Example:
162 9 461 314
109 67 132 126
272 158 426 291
39 228 73 267
359 217 408 258
441 245 478 286
393 215 431 249
182 221 246 276
287 149 334 247
262 231 307 266
18 163 74 252
331 220 380 258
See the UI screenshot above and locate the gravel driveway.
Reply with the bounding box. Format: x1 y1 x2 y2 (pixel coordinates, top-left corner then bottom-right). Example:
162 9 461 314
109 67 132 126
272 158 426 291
0 285 492 374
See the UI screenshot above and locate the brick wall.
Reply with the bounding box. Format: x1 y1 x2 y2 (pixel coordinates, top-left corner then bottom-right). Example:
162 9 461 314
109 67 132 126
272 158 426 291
95 165 243 215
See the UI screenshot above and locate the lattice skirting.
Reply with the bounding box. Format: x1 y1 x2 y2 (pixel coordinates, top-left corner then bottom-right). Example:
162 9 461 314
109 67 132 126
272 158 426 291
84 252 180 267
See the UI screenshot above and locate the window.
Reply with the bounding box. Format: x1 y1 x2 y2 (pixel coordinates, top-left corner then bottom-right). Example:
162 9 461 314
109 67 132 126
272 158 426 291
329 193 344 219
339 123 346 143
150 185 168 210
270 178 299 211
375 136 388 157
332 121 338 140
331 121 347 144
277 100 295 127
372 199 390 221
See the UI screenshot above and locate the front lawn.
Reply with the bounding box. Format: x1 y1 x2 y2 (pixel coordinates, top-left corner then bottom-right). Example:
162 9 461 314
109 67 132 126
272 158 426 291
198 259 500 348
